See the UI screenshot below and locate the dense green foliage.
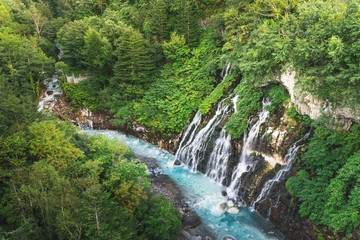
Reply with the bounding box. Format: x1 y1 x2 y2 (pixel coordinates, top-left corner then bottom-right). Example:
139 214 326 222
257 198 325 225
0 120 181 239
286 125 360 234
1 0 360 237
263 84 289 113
223 0 360 107
135 32 221 134
62 80 105 112
199 75 236 115
225 81 263 139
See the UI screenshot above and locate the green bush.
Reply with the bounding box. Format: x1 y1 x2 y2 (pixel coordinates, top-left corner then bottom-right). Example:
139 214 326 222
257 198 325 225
135 195 181 240
199 75 236 114
286 125 360 234
62 81 105 112
263 84 289 113
286 104 312 128
225 81 263 139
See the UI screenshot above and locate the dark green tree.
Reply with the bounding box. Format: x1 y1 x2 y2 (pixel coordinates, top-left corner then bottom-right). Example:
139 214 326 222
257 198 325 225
150 0 169 42
113 31 153 85
57 19 88 69
176 0 201 47
82 28 112 73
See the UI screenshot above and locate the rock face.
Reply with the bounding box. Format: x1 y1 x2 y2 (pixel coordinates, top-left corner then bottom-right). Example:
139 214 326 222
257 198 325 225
278 71 359 129
52 97 112 129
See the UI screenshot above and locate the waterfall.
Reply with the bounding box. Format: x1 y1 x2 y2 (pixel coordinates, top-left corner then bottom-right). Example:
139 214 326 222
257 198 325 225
38 77 62 111
232 95 239 113
251 132 311 209
205 127 232 184
175 111 202 161
175 63 234 172
205 93 239 184
221 63 231 78
176 97 233 172
227 98 271 199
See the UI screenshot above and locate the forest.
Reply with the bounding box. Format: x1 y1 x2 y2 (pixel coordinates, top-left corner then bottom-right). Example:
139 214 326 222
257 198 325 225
0 0 360 239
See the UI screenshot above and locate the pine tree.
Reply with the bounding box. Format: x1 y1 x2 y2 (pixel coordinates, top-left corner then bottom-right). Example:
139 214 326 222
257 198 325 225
82 28 112 73
176 0 201 48
151 0 169 42
113 31 153 85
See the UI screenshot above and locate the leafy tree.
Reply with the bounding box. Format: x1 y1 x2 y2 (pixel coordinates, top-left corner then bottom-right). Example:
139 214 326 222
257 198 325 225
148 0 169 42
28 120 84 171
29 3 48 37
135 195 181 240
0 76 41 136
286 125 360 234
163 32 190 65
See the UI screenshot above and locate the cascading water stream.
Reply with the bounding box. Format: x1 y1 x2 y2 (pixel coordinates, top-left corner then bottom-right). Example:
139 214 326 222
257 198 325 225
175 63 234 172
176 97 232 172
175 111 202 161
205 127 232 184
251 132 311 209
38 77 62 111
227 98 271 199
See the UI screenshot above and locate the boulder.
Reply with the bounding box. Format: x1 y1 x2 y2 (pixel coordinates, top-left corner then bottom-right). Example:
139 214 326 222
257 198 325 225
221 191 227 196
174 159 182 165
182 216 201 228
227 200 234 208
221 235 237 240
227 207 240 215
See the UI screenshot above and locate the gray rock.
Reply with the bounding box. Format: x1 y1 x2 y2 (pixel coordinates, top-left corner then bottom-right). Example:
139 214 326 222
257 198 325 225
221 235 236 240
174 159 182 165
182 216 201 228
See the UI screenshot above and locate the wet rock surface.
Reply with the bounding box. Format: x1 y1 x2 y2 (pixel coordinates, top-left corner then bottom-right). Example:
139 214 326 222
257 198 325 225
182 216 201 228
137 155 216 240
52 97 112 129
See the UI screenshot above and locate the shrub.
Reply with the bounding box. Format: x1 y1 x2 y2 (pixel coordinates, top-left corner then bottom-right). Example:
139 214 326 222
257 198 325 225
225 81 263 138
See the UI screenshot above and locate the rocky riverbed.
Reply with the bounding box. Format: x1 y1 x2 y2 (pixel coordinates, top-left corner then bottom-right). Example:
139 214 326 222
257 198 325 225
137 155 216 240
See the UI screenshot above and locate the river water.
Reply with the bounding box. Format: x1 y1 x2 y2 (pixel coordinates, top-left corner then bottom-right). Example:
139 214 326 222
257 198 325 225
82 129 284 240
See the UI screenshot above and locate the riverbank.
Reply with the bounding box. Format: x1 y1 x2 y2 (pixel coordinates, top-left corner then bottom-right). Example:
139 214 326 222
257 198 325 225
137 155 216 240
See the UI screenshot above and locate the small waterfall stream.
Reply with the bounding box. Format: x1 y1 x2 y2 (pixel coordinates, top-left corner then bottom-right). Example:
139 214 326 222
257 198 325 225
176 97 233 172
38 77 62 111
227 98 271 199
251 132 311 209
175 63 233 173
206 127 232 184
175 111 202 161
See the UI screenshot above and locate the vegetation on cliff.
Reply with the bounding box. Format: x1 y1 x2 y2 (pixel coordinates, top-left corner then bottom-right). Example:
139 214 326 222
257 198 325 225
1 0 360 238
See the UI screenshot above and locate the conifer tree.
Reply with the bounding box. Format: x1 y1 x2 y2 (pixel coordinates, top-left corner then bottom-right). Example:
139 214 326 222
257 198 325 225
113 31 153 85
176 0 201 48
82 28 112 73
151 0 169 42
